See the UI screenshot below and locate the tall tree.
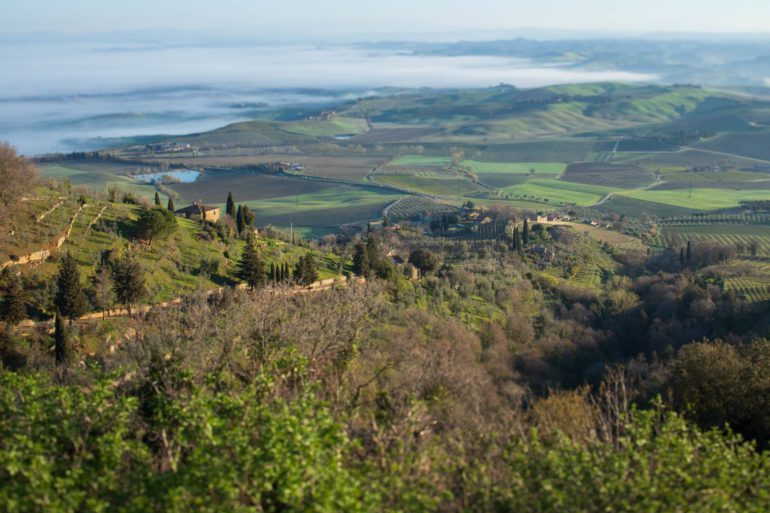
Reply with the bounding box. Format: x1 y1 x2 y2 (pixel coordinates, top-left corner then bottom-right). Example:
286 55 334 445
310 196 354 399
522 219 530 246
238 234 266 291
283 262 290 283
154 191 162 207
294 254 319 286
111 252 146 317
54 252 88 324
512 226 520 251
236 205 245 234
226 192 236 218
352 240 370 277
242 206 255 232
54 310 67 366
167 196 175 212
686 240 692 263
680 247 686 267
0 271 26 327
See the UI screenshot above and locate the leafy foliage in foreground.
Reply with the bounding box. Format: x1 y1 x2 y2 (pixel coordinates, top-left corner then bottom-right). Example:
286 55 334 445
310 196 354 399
2 368 770 512
0 371 369 513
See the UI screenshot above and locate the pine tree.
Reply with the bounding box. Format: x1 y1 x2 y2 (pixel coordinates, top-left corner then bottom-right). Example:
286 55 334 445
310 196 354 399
54 310 67 366
522 219 530 246
154 191 161 206
226 192 236 218
238 234 266 291
0 272 26 327
167 196 175 212
111 252 146 317
55 252 88 323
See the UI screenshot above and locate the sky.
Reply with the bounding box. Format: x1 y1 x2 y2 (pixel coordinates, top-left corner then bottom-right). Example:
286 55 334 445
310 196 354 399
3 0 770 37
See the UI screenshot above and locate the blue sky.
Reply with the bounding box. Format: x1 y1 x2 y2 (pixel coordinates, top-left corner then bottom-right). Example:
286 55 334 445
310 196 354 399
4 0 770 36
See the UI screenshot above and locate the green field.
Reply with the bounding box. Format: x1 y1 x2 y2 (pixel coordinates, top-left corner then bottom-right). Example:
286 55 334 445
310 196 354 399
389 155 452 167
620 188 770 211
460 161 567 175
502 178 615 206
283 116 369 138
373 175 482 196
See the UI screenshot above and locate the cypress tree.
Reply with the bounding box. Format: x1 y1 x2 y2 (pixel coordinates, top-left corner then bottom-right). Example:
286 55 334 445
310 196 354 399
236 205 244 234
522 219 530 246
242 206 255 232
270 262 276 282
111 252 146 317
353 240 370 277
680 247 686 267
512 226 520 251
54 310 67 366
226 192 236 218
686 240 692 263
154 191 161 207
0 272 26 327
238 233 266 291
54 252 88 324
284 262 290 282
167 196 175 212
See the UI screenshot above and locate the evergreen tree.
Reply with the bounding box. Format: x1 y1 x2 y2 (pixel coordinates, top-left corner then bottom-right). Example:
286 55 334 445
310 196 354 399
523 219 530 246
294 254 319 286
167 196 175 212
238 234 266 291
680 247 686 267
352 240 370 277
135 207 177 243
54 310 67 366
0 271 26 327
226 192 236 218
686 240 692 263
270 262 276 283
54 252 88 323
512 226 520 251
283 262 290 282
154 191 161 207
242 206 255 232
111 252 146 317
236 205 245 235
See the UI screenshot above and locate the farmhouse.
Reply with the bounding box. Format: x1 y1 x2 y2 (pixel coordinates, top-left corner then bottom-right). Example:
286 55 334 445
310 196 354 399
175 202 221 223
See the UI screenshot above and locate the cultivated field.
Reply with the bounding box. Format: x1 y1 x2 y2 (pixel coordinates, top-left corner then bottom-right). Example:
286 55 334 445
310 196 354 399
620 188 770 211
562 162 653 189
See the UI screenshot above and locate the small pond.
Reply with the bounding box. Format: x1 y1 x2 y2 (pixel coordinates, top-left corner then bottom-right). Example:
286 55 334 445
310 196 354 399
135 169 200 184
